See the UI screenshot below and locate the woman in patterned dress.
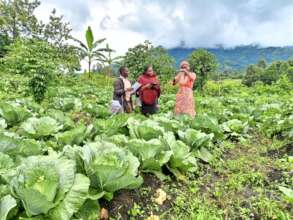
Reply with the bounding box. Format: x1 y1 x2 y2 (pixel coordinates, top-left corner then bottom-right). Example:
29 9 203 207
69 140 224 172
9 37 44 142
173 60 196 118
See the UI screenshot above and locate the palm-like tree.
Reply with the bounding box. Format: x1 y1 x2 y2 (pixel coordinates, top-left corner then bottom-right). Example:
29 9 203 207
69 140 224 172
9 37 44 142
72 26 108 77
96 43 123 76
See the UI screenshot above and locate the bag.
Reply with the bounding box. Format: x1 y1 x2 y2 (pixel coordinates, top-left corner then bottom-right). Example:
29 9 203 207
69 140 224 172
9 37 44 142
141 89 158 105
110 100 123 114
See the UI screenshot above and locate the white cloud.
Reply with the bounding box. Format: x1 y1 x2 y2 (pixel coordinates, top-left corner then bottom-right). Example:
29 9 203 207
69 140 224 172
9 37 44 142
35 0 293 55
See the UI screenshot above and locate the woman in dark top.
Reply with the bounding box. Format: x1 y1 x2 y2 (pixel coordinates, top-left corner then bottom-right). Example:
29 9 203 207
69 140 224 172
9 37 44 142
137 65 161 115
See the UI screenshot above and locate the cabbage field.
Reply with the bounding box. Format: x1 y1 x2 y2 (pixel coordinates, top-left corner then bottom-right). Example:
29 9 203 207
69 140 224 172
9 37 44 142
0 73 292 220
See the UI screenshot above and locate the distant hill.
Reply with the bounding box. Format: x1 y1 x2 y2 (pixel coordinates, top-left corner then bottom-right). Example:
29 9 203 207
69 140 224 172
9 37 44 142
168 45 293 71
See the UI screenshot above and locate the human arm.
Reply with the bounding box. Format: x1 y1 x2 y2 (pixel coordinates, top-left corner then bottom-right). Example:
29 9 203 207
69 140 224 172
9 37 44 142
173 72 184 85
181 69 196 80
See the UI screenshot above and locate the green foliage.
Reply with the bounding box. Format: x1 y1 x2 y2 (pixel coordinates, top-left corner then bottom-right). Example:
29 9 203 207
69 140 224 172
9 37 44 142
128 138 172 177
0 195 17 220
2 39 60 102
2 39 59 75
178 129 214 150
243 59 293 86
123 41 176 79
0 102 31 126
10 155 90 219
0 134 42 158
187 49 218 90
0 1 79 73
257 59 267 69
128 118 165 141
42 9 72 47
28 70 50 103
0 33 11 57
20 116 62 139
242 64 264 86
72 142 143 199
72 26 108 75
0 0 41 39
0 66 291 219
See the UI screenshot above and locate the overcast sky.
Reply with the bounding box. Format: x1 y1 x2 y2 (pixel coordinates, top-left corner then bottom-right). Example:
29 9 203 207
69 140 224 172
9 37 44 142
36 0 293 54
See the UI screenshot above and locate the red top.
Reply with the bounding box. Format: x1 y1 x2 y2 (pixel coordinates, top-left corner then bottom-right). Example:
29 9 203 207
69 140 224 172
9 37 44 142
138 73 161 105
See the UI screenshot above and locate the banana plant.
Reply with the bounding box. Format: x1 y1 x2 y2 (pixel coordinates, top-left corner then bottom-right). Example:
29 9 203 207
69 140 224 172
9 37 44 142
96 43 123 76
72 26 108 77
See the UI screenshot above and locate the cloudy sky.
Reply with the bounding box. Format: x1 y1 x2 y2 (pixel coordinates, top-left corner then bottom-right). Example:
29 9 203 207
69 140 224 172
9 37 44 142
36 0 293 54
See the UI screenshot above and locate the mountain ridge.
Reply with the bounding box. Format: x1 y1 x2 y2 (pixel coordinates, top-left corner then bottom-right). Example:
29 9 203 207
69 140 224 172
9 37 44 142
167 45 293 71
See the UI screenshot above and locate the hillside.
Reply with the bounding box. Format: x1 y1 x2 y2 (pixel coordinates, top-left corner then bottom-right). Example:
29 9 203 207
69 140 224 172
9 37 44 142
168 45 293 71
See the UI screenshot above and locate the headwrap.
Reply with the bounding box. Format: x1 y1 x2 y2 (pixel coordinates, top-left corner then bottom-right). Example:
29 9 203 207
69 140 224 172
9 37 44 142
180 60 190 69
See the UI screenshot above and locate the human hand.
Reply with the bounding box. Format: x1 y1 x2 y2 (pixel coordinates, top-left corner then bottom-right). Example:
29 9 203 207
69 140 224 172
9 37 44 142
126 88 133 92
146 83 152 89
180 68 189 74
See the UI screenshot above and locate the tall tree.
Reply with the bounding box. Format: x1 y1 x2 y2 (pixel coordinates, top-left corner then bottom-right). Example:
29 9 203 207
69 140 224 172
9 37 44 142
187 49 218 91
0 0 41 39
42 9 80 72
72 26 108 77
43 9 72 47
123 41 175 79
242 64 263 86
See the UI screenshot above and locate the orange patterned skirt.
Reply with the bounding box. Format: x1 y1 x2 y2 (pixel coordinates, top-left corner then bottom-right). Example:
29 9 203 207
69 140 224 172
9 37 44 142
174 87 196 118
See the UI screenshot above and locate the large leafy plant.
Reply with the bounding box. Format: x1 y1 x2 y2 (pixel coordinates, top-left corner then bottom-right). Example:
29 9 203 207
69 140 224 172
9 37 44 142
56 124 92 146
0 134 42 159
0 102 31 126
10 155 90 220
161 133 198 175
20 117 62 139
74 142 143 200
128 118 165 141
221 119 249 140
178 129 214 150
72 26 108 76
127 138 172 178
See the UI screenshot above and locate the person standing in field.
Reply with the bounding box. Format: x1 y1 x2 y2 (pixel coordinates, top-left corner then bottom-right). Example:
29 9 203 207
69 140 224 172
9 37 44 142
173 60 196 118
112 66 133 114
137 65 161 115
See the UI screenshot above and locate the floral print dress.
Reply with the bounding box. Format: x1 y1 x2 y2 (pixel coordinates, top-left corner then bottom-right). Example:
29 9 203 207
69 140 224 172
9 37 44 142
174 72 196 118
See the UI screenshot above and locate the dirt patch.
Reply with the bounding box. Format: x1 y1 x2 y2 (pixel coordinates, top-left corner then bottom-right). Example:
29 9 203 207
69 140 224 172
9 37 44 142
142 172 162 189
100 189 137 219
100 173 172 220
265 143 293 159
265 168 283 183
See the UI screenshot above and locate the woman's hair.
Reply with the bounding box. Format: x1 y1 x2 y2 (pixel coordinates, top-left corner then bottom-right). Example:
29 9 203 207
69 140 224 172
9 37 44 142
119 66 126 75
143 65 152 74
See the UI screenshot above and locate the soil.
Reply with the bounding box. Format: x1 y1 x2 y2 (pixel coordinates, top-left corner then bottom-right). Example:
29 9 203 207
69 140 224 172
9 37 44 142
100 173 172 220
266 168 284 183
265 143 293 159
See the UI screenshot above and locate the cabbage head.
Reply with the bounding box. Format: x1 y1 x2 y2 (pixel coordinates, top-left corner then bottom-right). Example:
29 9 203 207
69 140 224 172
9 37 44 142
77 142 143 200
10 155 90 220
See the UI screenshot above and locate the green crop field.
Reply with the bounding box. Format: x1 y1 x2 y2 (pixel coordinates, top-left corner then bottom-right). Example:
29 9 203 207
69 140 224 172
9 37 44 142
0 1 293 219
0 72 292 220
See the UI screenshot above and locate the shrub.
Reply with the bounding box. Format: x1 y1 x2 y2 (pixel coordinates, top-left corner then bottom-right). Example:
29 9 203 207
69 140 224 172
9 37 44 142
187 49 218 91
2 39 59 75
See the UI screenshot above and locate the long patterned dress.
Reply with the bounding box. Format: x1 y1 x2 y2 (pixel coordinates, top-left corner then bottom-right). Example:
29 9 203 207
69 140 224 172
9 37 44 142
174 72 196 118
